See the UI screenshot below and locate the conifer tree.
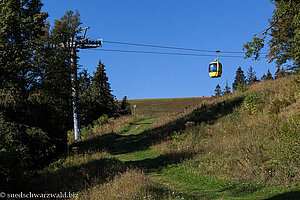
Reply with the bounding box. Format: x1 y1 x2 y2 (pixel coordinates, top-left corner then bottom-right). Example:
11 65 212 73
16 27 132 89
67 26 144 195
92 60 116 115
0 0 54 189
120 96 132 115
261 74 267 82
214 84 222 97
0 0 48 122
232 67 246 91
31 10 83 154
266 69 274 80
246 66 258 85
79 60 117 125
223 81 231 95
0 0 48 92
92 60 114 101
78 69 92 95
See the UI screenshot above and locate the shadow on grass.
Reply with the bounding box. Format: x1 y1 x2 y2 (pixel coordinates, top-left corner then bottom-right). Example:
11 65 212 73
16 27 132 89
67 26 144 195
147 184 200 200
263 191 300 200
71 96 244 156
127 151 197 173
24 151 196 193
23 157 126 193
24 96 244 193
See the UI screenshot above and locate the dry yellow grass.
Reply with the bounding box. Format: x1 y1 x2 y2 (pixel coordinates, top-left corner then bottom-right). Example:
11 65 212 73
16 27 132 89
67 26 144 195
80 169 150 200
74 76 299 199
26 76 299 199
158 76 300 185
43 76 300 194
92 115 136 136
128 96 211 117
146 76 300 185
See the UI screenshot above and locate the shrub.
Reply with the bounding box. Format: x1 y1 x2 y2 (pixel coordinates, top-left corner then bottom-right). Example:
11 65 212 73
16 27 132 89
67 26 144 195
237 83 247 92
67 125 93 142
93 114 109 126
0 116 54 191
80 125 93 139
244 93 263 115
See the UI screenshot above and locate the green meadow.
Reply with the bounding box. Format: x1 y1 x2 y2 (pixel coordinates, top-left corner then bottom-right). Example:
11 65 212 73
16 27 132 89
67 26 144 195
24 76 299 199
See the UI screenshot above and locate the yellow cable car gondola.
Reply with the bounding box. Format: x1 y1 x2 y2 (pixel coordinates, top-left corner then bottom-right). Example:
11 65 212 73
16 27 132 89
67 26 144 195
209 50 222 78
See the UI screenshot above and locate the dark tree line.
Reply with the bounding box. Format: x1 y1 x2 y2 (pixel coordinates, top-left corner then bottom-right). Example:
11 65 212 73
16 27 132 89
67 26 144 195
0 0 130 191
79 60 131 126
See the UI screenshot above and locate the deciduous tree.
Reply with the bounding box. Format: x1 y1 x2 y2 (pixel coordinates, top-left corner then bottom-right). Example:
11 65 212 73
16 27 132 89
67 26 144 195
243 0 300 73
274 66 287 79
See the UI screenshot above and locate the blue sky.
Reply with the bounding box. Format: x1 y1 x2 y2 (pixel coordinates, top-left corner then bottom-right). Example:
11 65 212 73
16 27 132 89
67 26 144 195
42 0 276 99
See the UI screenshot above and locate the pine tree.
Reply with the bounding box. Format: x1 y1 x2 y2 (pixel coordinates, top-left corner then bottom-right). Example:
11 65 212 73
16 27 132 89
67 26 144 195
0 0 54 189
223 81 231 95
261 74 267 82
246 66 257 85
0 0 48 123
214 84 222 97
232 67 246 91
120 96 131 115
0 0 48 92
79 60 118 125
265 69 274 80
78 69 92 95
32 10 83 154
92 60 114 101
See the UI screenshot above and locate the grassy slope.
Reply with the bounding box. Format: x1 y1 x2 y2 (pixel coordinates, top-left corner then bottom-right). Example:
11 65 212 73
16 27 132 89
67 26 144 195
128 97 211 117
23 76 299 199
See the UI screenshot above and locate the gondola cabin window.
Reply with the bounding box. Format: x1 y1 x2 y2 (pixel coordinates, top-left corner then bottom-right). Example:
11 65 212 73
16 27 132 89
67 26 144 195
208 61 222 78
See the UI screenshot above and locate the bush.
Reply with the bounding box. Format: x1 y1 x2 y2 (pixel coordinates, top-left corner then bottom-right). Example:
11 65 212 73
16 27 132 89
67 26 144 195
244 93 263 115
93 114 109 126
237 83 247 92
80 125 93 138
67 125 93 142
0 116 54 191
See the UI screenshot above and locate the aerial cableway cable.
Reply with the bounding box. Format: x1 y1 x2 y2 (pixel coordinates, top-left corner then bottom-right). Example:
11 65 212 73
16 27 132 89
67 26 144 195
88 48 267 59
102 40 269 55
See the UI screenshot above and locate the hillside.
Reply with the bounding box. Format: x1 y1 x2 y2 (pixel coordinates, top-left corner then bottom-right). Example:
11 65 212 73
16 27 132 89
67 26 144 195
128 97 212 117
22 76 299 199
